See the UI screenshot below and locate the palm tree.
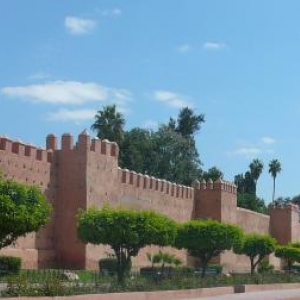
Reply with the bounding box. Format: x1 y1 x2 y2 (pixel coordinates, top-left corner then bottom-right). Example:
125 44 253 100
91 104 125 145
269 159 282 203
249 159 264 195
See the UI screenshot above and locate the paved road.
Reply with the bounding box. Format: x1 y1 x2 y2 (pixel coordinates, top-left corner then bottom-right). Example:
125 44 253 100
181 288 300 300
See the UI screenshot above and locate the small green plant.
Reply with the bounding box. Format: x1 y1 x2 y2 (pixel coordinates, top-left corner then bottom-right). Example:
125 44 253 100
146 250 182 271
257 259 274 274
0 256 21 276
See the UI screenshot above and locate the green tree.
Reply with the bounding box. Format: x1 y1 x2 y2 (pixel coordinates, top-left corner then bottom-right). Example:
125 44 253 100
269 159 282 203
77 206 177 284
91 106 204 186
151 126 202 185
202 166 224 182
234 173 245 194
234 160 267 214
0 176 51 249
236 234 277 275
170 107 205 137
275 245 300 274
119 128 155 173
176 220 243 278
249 159 264 195
91 104 125 145
237 193 267 214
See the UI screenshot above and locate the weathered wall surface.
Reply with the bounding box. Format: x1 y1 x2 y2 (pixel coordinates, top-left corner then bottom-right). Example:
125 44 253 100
237 208 270 234
0 132 299 271
84 136 193 269
0 136 56 268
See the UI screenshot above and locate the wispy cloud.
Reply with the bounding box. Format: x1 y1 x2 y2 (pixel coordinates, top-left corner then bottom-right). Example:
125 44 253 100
232 147 262 158
203 42 226 50
100 8 122 17
154 90 193 108
177 44 192 53
28 72 50 81
1 81 132 106
47 108 96 121
229 136 278 159
261 136 277 145
65 16 97 35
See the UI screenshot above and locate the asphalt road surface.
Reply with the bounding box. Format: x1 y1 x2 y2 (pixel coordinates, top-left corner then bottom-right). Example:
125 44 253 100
181 288 300 300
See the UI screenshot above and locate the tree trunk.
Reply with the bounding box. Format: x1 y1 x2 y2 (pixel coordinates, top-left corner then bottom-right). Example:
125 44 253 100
116 250 131 284
272 177 276 203
250 258 255 276
201 259 208 278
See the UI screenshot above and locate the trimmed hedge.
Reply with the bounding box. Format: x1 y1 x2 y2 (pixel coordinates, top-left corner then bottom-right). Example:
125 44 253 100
0 256 21 275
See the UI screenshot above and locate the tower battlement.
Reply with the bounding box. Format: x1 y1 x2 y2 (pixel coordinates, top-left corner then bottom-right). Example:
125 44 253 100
46 132 119 158
193 178 237 194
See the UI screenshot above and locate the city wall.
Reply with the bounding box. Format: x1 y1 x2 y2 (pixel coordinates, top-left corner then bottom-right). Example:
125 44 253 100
0 132 299 272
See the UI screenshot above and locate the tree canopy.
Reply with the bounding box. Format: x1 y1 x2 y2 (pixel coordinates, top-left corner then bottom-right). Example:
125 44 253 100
269 159 282 203
235 233 277 275
234 158 267 214
0 176 51 249
201 166 224 182
91 104 125 145
91 105 204 186
275 245 300 274
77 206 177 283
168 107 205 137
176 220 243 277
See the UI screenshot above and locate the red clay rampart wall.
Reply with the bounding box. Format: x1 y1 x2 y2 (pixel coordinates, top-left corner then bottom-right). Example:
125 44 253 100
0 136 56 268
0 132 300 272
237 207 270 234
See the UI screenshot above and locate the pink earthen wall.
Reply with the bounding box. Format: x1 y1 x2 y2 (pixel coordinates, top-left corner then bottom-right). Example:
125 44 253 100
0 132 299 272
0 136 56 268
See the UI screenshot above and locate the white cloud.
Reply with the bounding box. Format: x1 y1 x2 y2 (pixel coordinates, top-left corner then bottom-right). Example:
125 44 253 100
229 136 278 159
203 42 226 50
65 16 96 35
177 44 192 53
100 8 122 17
29 72 50 81
1 81 132 105
232 147 262 158
47 108 96 121
154 90 193 108
261 136 276 145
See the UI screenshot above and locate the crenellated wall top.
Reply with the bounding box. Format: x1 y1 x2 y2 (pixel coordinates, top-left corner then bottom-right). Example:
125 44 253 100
0 135 53 163
269 202 299 213
46 131 119 158
193 178 237 194
118 167 194 200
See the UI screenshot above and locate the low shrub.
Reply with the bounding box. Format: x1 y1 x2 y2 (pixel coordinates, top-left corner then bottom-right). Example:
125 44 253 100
0 256 21 276
99 258 118 276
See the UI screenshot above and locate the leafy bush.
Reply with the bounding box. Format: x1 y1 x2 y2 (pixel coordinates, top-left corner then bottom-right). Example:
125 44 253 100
257 259 274 274
0 256 21 276
99 258 118 275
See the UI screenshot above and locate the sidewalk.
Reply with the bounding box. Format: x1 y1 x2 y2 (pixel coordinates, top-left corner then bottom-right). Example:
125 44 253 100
181 288 300 300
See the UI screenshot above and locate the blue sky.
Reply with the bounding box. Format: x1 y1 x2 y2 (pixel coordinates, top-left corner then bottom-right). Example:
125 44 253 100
1 1 299 202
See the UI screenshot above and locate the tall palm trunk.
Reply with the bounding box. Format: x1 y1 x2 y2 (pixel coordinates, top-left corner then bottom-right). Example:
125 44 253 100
272 177 276 203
